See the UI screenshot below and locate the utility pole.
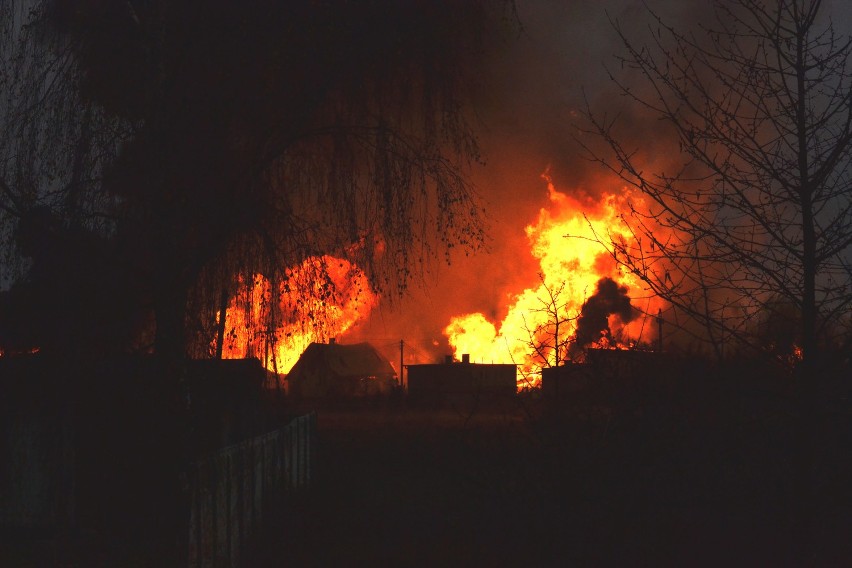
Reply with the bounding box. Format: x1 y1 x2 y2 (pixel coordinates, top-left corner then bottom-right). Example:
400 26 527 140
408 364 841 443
215 287 229 359
657 309 664 352
399 339 404 390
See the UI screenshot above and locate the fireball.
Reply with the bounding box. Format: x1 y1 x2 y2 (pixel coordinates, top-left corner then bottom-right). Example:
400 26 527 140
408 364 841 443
215 256 376 374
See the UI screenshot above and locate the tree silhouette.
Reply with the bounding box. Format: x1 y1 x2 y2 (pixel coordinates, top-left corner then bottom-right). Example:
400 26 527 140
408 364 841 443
580 2 852 558
1 0 514 360
580 0 852 368
520 273 576 372
0 2 135 356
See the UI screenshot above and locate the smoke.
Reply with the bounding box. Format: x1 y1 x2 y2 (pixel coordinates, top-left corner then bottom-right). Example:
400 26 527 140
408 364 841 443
575 277 636 348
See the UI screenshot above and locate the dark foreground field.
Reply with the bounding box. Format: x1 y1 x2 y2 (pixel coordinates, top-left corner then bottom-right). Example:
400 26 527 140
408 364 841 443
3 369 850 566
247 381 852 567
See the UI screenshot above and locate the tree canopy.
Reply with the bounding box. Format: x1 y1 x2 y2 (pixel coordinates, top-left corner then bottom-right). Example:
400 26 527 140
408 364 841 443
1 0 513 359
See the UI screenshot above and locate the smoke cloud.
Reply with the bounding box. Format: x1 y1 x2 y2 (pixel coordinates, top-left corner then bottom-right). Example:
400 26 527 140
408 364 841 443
575 277 636 347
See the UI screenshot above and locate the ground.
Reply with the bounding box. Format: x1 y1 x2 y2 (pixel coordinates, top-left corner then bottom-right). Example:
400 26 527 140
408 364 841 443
246 383 852 567
3 370 850 566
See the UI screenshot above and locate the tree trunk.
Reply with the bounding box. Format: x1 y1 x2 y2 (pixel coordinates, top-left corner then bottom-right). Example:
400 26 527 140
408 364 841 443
215 287 229 359
792 30 818 562
154 283 189 363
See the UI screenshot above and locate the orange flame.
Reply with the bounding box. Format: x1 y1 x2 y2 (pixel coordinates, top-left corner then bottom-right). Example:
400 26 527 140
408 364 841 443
444 174 665 387
215 255 377 374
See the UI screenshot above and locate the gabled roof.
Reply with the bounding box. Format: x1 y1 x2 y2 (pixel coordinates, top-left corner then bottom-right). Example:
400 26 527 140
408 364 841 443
288 342 396 381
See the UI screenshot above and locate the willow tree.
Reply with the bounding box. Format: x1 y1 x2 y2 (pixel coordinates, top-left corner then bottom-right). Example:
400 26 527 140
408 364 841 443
581 0 852 368
1 0 514 360
0 1 135 355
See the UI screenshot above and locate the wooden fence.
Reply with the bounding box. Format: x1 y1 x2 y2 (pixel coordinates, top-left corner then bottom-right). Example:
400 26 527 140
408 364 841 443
186 412 316 567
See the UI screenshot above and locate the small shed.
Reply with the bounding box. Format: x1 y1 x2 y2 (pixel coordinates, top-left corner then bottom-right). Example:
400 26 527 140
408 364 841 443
287 341 397 398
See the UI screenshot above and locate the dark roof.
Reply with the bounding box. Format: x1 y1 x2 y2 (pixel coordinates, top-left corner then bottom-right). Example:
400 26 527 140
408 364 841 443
288 342 396 380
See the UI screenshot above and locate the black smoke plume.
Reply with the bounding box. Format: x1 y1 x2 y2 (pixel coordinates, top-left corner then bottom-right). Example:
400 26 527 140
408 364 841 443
575 277 635 347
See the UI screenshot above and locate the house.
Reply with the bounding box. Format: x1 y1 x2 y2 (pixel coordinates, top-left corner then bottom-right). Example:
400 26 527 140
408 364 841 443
287 341 397 399
406 355 517 405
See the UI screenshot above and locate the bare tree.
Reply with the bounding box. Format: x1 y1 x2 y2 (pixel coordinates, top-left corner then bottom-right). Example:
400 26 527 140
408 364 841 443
579 0 852 368
520 273 576 373
580 3 852 558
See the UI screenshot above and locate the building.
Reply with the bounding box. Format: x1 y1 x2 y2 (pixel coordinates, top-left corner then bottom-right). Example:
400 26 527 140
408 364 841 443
287 341 397 399
406 355 517 405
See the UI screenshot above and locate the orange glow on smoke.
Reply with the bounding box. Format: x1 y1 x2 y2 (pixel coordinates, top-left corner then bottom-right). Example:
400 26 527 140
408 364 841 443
444 174 665 387
215 256 376 374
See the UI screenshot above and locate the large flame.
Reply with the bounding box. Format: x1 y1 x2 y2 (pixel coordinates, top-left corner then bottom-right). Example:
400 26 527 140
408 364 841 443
216 255 377 374
444 174 665 387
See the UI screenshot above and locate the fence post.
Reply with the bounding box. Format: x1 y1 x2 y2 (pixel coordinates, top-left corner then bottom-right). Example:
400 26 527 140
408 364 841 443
297 416 303 488
214 452 228 564
228 450 240 567
187 464 198 568
253 436 263 530
308 412 317 486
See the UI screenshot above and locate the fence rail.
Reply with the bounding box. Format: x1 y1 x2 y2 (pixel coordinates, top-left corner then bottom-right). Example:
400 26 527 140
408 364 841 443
186 412 316 567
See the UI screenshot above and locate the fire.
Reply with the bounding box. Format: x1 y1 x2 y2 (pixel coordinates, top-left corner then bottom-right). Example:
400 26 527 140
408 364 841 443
444 174 665 387
215 255 377 374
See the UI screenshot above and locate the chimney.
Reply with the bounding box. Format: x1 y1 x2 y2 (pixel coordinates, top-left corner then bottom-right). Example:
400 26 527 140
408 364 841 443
444 355 453 364
329 337 336 345
462 354 470 364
